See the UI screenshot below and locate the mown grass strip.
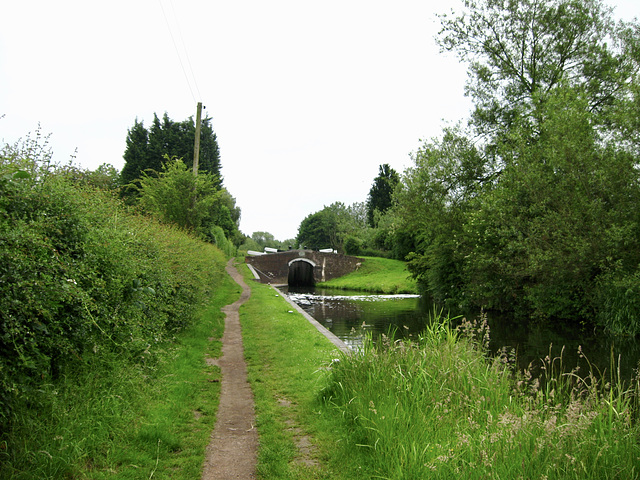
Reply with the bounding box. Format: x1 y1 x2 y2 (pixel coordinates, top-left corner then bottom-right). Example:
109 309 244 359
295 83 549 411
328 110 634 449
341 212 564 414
238 262 356 479
318 256 417 294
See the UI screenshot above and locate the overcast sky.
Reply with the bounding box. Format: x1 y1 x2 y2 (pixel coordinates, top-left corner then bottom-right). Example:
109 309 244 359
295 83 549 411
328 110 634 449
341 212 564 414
1 1 637 241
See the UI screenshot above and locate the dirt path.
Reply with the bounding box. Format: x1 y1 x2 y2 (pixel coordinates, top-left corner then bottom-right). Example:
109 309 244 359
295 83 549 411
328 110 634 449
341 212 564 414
201 259 258 480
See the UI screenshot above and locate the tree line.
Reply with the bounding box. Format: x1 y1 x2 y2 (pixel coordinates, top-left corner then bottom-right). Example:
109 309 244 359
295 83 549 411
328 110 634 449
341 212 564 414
287 0 640 335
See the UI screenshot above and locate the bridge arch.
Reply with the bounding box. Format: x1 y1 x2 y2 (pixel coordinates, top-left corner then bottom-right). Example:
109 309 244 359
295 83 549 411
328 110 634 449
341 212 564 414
288 258 316 287
288 258 317 268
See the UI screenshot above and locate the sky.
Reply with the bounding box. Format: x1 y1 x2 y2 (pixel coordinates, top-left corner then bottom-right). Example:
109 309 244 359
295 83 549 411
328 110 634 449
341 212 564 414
1 1 637 241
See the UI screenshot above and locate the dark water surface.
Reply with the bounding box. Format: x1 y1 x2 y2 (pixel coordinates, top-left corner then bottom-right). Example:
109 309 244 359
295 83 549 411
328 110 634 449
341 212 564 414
282 286 640 381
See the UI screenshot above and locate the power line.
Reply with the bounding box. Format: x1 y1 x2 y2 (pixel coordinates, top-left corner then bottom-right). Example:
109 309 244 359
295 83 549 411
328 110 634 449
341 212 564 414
168 0 202 101
157 0 200 103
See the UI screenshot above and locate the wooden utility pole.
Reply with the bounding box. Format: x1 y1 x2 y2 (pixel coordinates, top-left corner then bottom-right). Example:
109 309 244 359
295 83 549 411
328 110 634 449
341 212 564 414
192 102 203 176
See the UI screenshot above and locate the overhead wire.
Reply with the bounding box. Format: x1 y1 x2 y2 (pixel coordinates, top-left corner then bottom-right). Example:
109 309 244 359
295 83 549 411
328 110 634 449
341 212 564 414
168 0 202 101
157 0 201 104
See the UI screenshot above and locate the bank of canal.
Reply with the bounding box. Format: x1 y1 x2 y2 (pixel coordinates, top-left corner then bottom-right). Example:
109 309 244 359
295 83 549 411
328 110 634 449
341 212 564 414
281 284 640 381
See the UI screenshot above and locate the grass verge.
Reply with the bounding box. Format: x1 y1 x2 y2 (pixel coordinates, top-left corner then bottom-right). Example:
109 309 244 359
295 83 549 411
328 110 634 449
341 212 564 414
0 269 240 479
317 256 417 294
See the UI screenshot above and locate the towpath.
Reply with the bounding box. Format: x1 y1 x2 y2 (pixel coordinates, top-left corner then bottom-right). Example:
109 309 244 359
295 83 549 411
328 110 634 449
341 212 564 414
201 259 257 479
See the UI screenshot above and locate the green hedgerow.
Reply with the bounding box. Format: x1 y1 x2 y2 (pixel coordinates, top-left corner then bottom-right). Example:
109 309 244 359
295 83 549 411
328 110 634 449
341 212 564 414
0 141 224 425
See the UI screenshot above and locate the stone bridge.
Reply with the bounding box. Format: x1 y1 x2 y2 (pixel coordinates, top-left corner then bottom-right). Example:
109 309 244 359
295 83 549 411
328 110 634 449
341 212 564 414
245 250 363 286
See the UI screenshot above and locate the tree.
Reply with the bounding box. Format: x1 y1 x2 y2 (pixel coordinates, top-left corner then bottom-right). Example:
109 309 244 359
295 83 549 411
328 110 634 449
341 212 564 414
296 208 337 250
120 119 149 186
462 86 640 321
398 127 485 303
296 202 370 252
136 158 240 242
240 233 297 252
396 0 640 331
437 0 640 146
251 231 277 249
366 164 399 227
121 112 222 191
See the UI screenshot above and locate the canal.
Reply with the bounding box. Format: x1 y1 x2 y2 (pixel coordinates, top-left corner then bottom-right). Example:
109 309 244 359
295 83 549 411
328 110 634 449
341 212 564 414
281 286 640 381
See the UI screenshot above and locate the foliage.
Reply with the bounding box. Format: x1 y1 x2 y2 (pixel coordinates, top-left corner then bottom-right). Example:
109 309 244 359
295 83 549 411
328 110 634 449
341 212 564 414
1 273 235 479
366 163 399 227
296 209 332 250
119 112 242 250
343 235 362 255
237 234 292 254
396 126 486 304
437 0 640 144
135 157 241 246
395 0 640 331
595 266 640 336
295 167 405 259
296 203 340 250
463 87 640 321
120 112 222 196
296 202 369 252
0 140 227 430
249 231 277 249
51 163 122 190
210 225 237 258
238 231 297 253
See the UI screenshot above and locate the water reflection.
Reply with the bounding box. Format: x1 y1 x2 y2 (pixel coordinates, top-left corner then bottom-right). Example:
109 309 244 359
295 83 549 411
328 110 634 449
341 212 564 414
282 286 640 381
488 315 640 382
284 286 427 349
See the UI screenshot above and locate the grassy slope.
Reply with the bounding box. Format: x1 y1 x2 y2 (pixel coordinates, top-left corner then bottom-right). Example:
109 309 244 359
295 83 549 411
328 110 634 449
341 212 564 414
90 272 242 479
318 256 418 294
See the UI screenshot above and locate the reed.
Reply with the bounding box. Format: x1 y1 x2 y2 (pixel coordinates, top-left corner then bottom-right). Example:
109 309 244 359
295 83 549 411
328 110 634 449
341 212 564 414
321 311 640 479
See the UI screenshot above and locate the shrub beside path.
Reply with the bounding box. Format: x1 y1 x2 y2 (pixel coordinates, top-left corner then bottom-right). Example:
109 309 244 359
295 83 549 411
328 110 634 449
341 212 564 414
201 259 257 479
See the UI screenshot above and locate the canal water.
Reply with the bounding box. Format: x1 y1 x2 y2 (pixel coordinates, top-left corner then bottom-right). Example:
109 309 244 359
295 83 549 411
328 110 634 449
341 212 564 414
282 286 640 381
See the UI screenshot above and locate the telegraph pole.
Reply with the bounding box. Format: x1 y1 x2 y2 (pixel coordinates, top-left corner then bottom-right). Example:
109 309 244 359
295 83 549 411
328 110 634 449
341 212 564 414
192 102 202 175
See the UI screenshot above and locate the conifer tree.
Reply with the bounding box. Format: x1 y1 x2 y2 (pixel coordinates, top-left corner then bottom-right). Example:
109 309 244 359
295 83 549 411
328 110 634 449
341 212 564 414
121 112 222 192
366 164 399 227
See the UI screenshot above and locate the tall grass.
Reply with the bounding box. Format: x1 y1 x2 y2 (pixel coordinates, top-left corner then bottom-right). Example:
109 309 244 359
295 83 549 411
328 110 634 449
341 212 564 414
321 312 640 479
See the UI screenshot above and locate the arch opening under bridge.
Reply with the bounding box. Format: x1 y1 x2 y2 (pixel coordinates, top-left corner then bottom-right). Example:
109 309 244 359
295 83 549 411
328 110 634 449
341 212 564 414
288 258 316 287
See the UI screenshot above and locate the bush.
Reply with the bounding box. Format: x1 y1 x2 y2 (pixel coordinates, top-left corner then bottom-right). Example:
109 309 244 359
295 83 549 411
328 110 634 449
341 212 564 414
210 225 236 257
0 149 226 424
